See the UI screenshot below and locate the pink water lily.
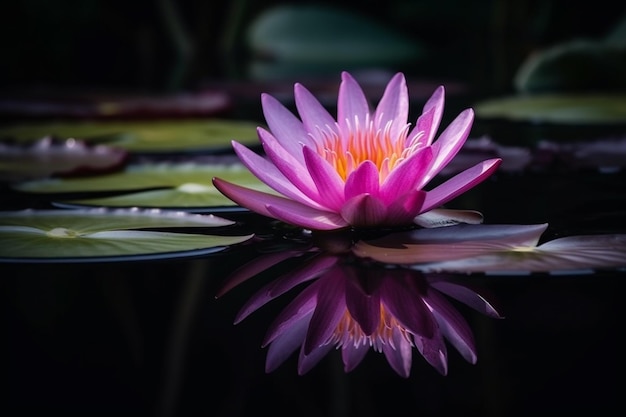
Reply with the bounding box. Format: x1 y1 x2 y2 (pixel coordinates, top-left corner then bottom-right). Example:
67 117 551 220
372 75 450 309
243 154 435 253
213 72 501 231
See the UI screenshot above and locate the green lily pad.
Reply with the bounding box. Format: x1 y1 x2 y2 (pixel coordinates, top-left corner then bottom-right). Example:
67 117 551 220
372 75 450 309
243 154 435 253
13 162 275 210
0 119 259 153
0 208 253 262
0 137 128 181
473 94 626 124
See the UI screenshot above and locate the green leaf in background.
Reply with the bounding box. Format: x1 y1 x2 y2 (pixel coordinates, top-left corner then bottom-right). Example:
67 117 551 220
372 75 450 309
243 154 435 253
0 208 253 262
473 94 626 124
246 4 425 80
0 119 259 153
0 136 128 181
13 162 276 209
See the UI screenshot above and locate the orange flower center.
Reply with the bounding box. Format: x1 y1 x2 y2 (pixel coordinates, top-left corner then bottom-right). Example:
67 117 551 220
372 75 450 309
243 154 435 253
314 117 422 182
331 304 413 351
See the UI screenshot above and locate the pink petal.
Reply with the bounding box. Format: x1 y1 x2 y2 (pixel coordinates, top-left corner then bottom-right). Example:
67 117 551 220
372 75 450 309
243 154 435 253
408 85 445 146
302 146 346 211
341 343 370 372
215 250 300 298
345 160 380 201
382 327 413 378
373 72 409 138
233 138 322 207
343 267 381 335
255 128 322 203
294 83 338 138
380 147 433 202
269 255 339 297
428 279 503 319
234 255 335 324
413 331 448 375
261 93 314 158
425 290 477 364
340 194 387 227
297 342 335 375
385 190 427 225
380 276 435 338
263 286 318 347
422 158 502 212
214 177 345 230
212 177 287 218
266 202 348 231
419 108 475 187
265 312 311 372
337 72 370 131
303 274 347 355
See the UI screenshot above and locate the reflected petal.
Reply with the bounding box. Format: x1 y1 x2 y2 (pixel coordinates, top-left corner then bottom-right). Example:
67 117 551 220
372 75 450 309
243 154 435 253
425 290 477 364
219 249 498 377
413 330 448 376
266 312 312 373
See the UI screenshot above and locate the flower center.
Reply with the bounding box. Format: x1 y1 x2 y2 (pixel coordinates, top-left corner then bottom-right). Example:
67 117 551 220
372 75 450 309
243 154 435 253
331 304 413 351
315 116 421 182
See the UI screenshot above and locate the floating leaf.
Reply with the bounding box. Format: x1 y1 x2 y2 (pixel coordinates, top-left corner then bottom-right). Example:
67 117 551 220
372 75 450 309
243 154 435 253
353 223 626 273
0 208 253 262
0 136 127 181
474 94 626 124
0 90 232 119
13 163 276 209
0 119 259 154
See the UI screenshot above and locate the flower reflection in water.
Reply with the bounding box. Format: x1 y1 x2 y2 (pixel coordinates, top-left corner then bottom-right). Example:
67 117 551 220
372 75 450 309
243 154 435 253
218 221 626 378
218 246 502 378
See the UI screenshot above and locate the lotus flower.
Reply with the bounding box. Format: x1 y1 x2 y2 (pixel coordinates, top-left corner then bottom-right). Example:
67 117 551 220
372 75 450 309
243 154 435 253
213 72 501 231
219 253 502 377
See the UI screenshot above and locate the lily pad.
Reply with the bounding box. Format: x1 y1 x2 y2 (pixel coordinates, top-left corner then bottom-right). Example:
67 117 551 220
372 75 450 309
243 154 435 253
0 119 259 154
0 136 127 181
473 94 626 124
0 208 253 262
13 162 276 210
0 90 232 119
353 223 626 273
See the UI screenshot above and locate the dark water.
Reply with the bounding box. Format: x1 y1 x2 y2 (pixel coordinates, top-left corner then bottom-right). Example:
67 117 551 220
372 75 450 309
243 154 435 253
1 165 625 417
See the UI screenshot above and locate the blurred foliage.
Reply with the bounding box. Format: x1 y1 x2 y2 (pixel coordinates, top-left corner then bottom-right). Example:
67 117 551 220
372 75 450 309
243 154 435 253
1 0 624 93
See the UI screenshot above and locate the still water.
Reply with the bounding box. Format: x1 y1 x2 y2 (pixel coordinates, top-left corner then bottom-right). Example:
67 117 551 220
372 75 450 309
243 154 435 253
1 77 625 415
1 164 625 416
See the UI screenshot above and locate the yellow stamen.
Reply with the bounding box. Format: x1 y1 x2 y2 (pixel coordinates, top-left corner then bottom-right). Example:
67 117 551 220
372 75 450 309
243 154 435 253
331 304 413 351
315 116 422 182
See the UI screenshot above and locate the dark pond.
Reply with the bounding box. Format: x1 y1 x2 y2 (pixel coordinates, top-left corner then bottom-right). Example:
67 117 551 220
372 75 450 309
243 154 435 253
1 93 625 417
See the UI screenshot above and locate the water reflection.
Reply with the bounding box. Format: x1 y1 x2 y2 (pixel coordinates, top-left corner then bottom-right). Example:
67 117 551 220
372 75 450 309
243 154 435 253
354 223 626 273
218 236 503 378
217 221 626 379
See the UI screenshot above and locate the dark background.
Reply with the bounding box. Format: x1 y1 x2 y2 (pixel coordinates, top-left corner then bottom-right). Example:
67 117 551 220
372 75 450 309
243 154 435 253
1 2 626 416
1 0 624 94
